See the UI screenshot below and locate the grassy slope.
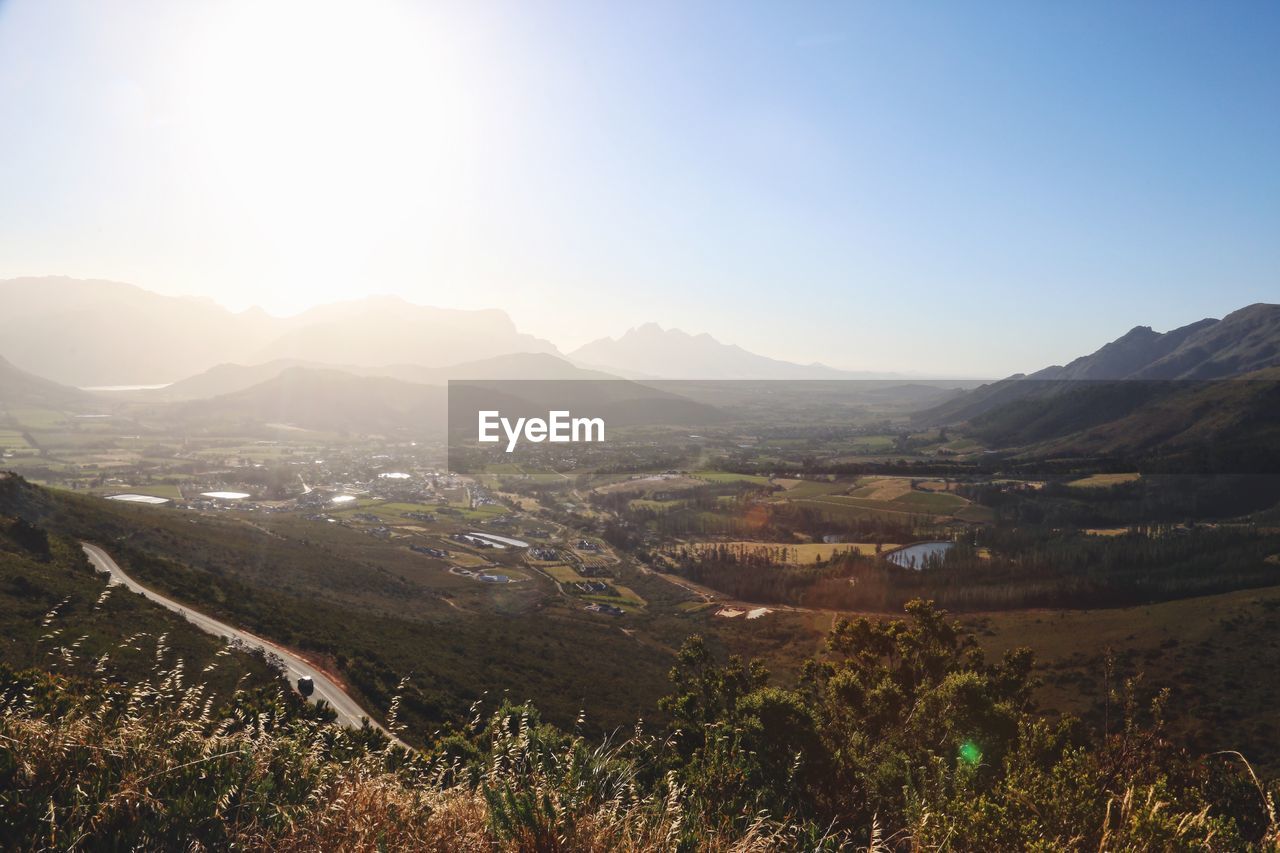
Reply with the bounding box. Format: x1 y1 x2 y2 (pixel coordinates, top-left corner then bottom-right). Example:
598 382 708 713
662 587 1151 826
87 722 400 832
0 516 278 699
972 586 1280 773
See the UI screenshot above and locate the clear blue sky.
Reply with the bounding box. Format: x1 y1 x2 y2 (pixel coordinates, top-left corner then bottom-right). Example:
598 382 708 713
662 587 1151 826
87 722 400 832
0 0 1276 375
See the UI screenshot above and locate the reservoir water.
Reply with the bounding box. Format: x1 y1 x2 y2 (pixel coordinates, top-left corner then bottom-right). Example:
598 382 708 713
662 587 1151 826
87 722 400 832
886 541 953 569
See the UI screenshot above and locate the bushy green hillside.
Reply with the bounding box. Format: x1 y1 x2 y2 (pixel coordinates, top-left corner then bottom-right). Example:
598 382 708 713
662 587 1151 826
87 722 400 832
0 514 277 700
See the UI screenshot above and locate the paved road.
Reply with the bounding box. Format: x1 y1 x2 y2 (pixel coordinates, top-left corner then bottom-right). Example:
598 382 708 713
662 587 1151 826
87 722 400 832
81 542 389 738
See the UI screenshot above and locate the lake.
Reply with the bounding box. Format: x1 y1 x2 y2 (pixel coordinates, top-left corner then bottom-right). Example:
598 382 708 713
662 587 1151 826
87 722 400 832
886 541 953 569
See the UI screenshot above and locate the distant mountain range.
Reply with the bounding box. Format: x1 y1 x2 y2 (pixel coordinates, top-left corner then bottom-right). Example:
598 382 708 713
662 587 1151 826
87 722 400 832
0 278 877 385
3 277 1278 463
0 278 558 386
569 323 887 380
0 278 277 387
920 303 1280 469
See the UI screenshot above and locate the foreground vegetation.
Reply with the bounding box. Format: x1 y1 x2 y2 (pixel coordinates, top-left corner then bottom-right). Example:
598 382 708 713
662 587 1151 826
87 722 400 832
5 592 1280 850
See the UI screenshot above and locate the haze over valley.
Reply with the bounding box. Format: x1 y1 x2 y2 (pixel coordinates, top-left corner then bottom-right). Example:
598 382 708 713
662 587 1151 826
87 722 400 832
4 1 1280 847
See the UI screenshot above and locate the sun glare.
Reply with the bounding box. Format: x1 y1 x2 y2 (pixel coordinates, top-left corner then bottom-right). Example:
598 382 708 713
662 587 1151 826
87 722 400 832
177 1 481 308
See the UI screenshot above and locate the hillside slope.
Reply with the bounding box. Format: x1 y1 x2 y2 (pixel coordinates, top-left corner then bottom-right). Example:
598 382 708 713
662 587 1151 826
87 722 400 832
158 353 618 400
0 354 91 409
178 367 446 434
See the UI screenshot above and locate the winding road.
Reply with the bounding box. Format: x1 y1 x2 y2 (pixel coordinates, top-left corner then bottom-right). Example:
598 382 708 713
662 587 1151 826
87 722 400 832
80 542 389 738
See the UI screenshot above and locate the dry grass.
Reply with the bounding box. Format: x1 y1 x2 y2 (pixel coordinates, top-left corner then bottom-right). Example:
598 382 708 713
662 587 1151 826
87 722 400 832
5 577 1277 851
0 638 828 851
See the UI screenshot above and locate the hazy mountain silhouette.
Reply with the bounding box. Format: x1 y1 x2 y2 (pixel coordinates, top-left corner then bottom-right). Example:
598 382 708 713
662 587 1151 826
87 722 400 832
570 323 885 379
0 280 565 387
0 354 91 409
248 296 560 369
4 278 893 385
0 277 278 386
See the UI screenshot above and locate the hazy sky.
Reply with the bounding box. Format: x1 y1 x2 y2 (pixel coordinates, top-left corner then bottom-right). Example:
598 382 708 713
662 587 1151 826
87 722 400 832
1 1 1277 375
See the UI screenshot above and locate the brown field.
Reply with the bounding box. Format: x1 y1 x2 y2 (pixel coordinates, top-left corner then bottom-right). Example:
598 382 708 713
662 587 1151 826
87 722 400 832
849 476 915 501
685 541 898 563
595 475 703 496
1085 527 1132 537
1066 472 1142 488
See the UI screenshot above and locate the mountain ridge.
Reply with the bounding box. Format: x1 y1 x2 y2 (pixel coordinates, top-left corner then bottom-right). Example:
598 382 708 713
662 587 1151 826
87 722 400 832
1030 304 1280 381
2 278 885 385
570 323 888 380
918 303 1280 467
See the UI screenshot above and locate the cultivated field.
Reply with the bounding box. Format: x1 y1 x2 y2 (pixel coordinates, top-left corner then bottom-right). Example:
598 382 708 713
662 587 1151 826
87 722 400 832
1066 472 1143 488
684 541 898 563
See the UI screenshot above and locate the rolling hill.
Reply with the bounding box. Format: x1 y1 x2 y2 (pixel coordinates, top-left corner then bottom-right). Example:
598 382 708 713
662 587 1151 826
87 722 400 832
156 353 617 401
0 354 92 409
152 359 324 400
176 367 446 435
170 363 723 436
377 352 619 383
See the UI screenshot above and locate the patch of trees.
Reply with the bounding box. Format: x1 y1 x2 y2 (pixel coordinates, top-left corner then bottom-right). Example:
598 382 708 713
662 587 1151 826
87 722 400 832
961 474 1280 526
671 526 1280 612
